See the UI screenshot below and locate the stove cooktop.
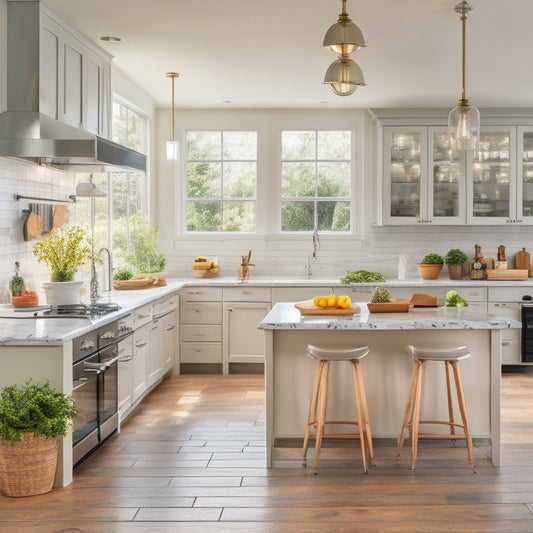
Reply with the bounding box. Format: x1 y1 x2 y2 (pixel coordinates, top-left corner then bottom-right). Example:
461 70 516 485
38 302 121 318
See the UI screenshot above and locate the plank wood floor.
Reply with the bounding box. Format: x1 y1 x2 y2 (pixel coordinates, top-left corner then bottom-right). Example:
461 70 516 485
1 371 533 532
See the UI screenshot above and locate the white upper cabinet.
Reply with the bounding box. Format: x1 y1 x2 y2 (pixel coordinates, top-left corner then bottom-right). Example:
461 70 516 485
40 8 110 136
373 109 532 226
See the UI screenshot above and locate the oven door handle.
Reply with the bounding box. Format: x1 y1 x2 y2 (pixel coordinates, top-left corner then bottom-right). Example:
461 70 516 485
101 355 120 368
83 362 106 372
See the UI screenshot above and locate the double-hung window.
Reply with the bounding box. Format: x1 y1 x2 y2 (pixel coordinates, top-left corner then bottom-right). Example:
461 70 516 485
185 131 257 232
280 130 352 232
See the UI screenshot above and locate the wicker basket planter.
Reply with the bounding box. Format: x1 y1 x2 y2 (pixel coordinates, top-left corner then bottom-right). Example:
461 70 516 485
0 432 59 497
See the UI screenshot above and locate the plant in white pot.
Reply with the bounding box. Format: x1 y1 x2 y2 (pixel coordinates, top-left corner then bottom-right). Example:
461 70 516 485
33 226 91 305
0 379 77 497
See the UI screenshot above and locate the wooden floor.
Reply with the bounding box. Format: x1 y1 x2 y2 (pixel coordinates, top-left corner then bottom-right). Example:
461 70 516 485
1 371 533 532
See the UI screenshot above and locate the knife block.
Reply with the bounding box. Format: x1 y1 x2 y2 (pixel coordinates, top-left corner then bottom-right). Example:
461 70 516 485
469 258 494 279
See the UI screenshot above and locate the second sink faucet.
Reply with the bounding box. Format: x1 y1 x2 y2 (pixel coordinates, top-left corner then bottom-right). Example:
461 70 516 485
99 247 113 294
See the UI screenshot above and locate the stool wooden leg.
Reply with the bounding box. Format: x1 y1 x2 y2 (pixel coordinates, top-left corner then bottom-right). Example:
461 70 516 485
410 360 425 471
451 361 476 466
445 361 456 436
314 361 330 469
303 361 324 459
352 360 373 459
351 361 369 473
397 362 419 456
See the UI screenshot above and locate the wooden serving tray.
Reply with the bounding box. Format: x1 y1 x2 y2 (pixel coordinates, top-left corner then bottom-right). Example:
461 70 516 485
294 300 360 316
486 269 529 281
367 299 413 313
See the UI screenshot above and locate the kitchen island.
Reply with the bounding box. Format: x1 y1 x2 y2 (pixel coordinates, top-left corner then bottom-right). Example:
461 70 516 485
258 302 521 467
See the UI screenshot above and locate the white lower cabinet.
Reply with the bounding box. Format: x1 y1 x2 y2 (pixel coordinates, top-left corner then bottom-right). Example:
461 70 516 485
117 332 133 421
132 321 150 403
150 309 177 385
179 287 223 373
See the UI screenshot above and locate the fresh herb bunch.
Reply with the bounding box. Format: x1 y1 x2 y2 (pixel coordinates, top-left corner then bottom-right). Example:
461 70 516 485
340 270 386 283
33 226 91 282
370 287 391 303
114 268 134 281
444 249 469 266
420 253 444 265
0 379 78 441
126 214 166 274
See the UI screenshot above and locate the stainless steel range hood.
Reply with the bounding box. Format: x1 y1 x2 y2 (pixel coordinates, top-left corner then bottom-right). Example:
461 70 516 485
0 0 146 173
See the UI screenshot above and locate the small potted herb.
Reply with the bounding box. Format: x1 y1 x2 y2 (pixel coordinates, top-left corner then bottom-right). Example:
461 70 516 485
444 249 469 280
417 253 444 280
0 379 77 497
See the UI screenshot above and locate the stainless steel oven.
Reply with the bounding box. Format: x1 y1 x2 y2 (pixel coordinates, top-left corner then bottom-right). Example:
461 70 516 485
72 317 132 466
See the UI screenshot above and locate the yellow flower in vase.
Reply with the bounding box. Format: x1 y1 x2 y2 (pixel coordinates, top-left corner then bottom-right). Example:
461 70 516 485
33 226 91 282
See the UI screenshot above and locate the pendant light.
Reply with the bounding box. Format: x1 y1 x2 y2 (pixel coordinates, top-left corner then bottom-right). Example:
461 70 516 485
166 72 180 160
322 0 366 96
448 1 480 152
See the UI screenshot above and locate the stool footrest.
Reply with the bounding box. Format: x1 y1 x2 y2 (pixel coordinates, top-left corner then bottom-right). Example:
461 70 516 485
322 434 363 440
407 420 466 430
414 434 468 440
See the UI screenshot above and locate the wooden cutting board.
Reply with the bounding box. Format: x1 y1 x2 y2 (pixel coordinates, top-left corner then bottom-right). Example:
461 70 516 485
23 211 43 241
515 248 531 271
294 300 360 316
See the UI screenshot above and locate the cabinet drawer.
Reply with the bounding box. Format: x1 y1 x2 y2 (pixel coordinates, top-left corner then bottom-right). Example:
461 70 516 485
154 294 178 317
180 302 222 324
488 287 533 302
132 304 153 327
180 287 222 301
223 287 271 302
458 287 486 302
180 343 222 363
180 325 222 342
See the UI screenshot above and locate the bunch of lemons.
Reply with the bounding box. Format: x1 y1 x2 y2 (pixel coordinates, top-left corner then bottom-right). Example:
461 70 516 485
312 294 352 309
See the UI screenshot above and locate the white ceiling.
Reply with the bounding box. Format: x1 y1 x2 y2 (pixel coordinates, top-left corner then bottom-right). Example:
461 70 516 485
45 0 533 110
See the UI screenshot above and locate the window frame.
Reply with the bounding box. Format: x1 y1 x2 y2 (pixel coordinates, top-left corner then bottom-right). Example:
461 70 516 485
279 128 354 234
183 129 258 234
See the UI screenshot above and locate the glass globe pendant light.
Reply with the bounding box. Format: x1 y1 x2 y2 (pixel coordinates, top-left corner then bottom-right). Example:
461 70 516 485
448 1 480 152
166 72 180 160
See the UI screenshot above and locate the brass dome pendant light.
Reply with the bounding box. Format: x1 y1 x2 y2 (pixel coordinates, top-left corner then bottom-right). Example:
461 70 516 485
448 1 480 151
322 0 366 96
166 72 180 160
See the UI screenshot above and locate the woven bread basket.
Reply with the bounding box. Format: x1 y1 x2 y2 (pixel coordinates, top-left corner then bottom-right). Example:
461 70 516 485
0 433 59 497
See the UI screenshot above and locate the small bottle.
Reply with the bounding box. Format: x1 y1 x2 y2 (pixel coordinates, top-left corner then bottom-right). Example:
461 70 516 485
397 255 407 280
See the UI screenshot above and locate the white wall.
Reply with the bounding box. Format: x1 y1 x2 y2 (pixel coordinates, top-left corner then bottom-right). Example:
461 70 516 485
0 158 77 298
153 107 533 280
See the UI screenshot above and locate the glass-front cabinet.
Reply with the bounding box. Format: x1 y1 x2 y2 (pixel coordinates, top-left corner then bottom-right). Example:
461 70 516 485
469 127 516 225
381 126 465 225
379 120 528 226
518 127 533 223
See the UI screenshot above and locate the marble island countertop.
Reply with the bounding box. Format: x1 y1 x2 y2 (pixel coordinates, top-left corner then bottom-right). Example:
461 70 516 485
258 302 522 331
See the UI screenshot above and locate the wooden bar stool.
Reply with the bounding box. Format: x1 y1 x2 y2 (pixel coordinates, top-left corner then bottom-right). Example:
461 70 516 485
302 344 373 473
397 344 475 470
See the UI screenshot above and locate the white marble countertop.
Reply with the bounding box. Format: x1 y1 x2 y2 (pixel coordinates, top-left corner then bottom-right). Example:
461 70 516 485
258 302 522 331
0 275 527 345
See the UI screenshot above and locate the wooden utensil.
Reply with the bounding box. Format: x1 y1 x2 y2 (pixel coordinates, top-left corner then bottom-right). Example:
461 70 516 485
23 211 43 241
515 247 531 271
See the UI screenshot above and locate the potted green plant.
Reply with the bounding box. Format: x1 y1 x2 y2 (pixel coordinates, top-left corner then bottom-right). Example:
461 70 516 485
417 253 444 280
0 379 77 497
33 225 91 305
444 248 469 280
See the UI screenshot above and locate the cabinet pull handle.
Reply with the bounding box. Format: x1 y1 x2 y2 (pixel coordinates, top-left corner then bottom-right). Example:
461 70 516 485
502 341 512 346
228 307 234 312
166 325 176 331
135 341 147 348
118 355 133 362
